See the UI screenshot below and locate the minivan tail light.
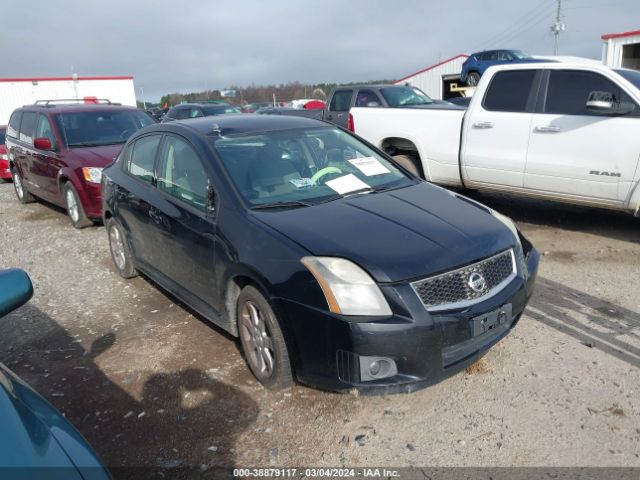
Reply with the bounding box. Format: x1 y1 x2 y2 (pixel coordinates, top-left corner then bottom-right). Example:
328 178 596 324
347 113 355 132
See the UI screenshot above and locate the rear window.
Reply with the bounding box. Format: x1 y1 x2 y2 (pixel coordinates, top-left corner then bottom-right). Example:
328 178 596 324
7 111 22 138
483 70 537 112
54 109 154 147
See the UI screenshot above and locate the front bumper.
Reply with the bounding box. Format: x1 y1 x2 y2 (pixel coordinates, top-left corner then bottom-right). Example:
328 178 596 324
77 181 103 220
277 247 539 395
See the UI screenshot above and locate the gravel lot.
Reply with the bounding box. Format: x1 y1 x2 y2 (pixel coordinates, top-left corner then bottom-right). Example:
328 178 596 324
1 181 639 472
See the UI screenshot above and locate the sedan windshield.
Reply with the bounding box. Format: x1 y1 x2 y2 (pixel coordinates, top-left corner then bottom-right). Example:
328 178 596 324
380 86 433 107
511 50 531 60
55 110 154 147
212 127 413 207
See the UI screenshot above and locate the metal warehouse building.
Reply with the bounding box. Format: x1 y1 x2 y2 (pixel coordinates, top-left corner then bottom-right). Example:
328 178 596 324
601 29 640 70
394 54 469 100
0 75 137 124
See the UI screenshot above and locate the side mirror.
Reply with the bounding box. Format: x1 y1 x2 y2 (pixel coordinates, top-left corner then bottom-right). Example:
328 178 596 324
34 137 53 150
206 182 216 216
0 269 34 317
586 91 634 115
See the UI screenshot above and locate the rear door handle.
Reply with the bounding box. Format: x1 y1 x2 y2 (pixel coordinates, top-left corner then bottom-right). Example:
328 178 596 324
472 121 494 129
534 125 561 133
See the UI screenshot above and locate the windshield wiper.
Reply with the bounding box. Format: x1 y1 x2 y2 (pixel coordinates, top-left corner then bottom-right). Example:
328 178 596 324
251 200 312 210
316 185 394 205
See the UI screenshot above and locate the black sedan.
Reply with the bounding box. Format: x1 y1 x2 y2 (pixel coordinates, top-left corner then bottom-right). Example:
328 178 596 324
101 115 539 394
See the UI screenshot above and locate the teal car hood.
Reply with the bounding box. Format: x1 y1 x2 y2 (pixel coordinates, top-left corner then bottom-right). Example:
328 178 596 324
0 364 110 479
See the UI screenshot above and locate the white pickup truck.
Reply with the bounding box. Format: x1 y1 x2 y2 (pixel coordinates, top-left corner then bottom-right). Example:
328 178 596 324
350 62 640 215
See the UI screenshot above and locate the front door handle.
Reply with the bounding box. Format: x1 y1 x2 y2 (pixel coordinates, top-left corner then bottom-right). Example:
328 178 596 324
534 125 561 133
472 121 494 129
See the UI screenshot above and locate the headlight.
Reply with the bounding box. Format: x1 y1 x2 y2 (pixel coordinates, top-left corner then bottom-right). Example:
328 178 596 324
301 256 392 316
82 167 103 184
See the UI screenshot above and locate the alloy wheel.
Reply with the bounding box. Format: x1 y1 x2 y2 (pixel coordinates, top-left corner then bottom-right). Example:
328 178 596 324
109 225 127 271
13 172 24 199
66 188 79 223
239 301 275 379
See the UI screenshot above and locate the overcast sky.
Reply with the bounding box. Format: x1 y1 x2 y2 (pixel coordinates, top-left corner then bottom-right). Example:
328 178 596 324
1 0 637 101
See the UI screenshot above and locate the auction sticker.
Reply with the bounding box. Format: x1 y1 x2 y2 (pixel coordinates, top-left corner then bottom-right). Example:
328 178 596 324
325 174 370 194
348 156 390 176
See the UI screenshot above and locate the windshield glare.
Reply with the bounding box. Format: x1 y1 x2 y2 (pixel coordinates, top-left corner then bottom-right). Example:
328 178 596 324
56 110 154 147
213 127 412 206
380 87 433 107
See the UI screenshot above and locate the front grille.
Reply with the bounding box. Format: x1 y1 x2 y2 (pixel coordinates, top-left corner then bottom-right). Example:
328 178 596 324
411 249 516 311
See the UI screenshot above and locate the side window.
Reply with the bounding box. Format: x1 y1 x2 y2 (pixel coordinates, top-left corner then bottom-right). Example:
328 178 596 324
127 135 161 183
36 115 56 148
329 90 353 112
545 70 637 116
157 135 209 211
355 90 381 107
175 108 192 120
19 112 38 144
7 111 22 138
190 108 203 118
483 70 537 112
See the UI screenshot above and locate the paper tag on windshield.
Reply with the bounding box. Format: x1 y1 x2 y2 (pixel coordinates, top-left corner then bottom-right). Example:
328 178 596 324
348 157 390 176
325 174 370 195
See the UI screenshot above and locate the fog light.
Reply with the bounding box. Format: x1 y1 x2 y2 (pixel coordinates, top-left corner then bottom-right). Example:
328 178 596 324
359 356 397 382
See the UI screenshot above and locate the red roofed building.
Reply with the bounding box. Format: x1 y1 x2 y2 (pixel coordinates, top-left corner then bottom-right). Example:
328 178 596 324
394 54 469 100
601 29 640 70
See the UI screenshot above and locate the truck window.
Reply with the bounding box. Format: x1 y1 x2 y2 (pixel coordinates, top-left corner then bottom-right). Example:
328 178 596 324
483 70 537 113
7 111 22 139
355 90 381 107
329 90 353 112
545 70 637 116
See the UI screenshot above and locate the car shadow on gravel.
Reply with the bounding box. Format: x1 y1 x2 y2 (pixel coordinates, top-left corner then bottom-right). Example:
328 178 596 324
464 191 640 244
0 303 259 478
528 277 640 368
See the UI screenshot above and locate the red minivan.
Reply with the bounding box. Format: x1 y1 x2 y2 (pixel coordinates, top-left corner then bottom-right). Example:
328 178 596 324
5 101 153 227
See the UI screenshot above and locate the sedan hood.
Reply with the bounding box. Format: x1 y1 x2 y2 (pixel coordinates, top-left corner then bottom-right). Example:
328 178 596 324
253 183 516 283
67 144 124 168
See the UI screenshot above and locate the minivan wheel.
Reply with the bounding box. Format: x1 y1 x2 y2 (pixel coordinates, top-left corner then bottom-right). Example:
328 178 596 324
63 183 93 229
106 218 138 279
237 286 293 390
466 72 481 86
11 167 35 203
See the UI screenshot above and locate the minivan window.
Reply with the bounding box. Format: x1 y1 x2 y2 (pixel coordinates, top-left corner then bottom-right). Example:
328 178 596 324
483 70 537 112
54 110 154 147
19 112 38 145
212 126 411 206
329 90 353 112
128 135 161 183
545 70 637 116
158 136 209 211
7 111 22 139
36 114 56 149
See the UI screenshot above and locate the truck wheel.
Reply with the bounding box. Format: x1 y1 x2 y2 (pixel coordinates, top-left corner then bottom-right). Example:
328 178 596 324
11 167 35 204
237 285 293 390
63 182 93 229
466 72 481 86
393 154 423 179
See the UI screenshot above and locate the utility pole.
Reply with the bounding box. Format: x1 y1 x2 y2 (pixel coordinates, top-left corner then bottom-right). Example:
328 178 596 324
550 0 565 56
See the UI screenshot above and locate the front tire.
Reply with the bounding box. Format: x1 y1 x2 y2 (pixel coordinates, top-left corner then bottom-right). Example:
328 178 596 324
393 154 423 179
12 167 35 203
466 71 481 86
63 182 93 229
237 286 293 390
106 218 138 279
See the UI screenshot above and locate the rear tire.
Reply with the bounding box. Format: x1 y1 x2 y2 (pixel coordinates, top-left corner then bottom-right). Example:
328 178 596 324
466 72 481 86
106 218 138 279
393 154 423 179
11 167 35 203
63 183 93 229
237 285 293 390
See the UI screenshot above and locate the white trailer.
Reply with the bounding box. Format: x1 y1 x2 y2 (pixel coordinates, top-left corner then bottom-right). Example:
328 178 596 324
0 75 137 124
